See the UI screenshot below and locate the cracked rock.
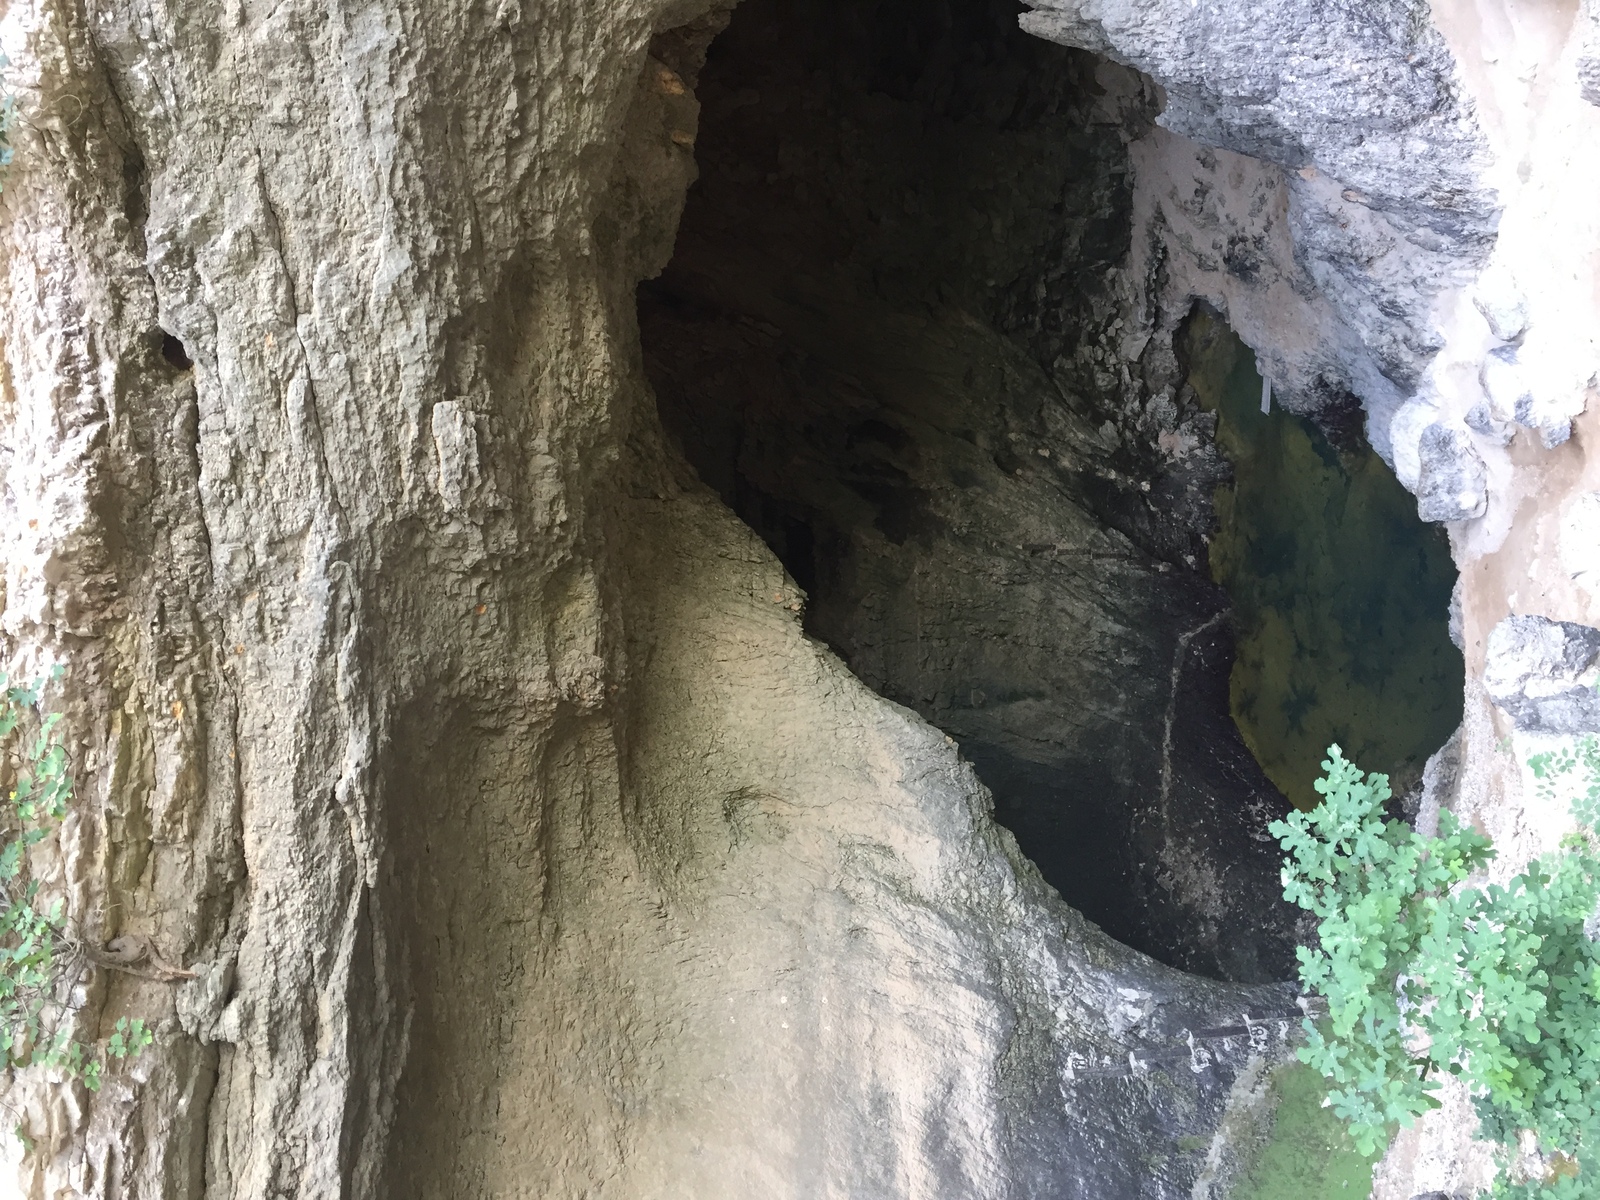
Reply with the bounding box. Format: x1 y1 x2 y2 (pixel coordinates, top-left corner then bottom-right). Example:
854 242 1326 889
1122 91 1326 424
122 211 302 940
1484 615 1600 734
1416 424 1488 523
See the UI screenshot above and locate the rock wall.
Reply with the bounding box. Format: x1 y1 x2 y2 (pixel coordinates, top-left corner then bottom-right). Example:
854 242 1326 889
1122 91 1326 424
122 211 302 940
1025 0 1600 1195
1024 0 1499 452
0 1 1296 1197
2 0 1595 1194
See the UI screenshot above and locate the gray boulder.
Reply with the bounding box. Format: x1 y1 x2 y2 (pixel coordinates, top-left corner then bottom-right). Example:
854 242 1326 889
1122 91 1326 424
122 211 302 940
1464 401 1516 448
1416 424 1488 523
1484 615 1600 734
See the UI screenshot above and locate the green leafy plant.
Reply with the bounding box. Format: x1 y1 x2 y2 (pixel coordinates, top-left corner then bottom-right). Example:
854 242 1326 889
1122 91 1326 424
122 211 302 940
1272 739 1600 1198
0 672 150 1091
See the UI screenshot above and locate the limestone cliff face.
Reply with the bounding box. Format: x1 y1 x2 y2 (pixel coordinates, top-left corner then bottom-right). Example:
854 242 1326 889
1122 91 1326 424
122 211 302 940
1024 0 1500 455
1 0 1595 1195
0 2 1291 1198
0 1 714 1191
640 0 1301 988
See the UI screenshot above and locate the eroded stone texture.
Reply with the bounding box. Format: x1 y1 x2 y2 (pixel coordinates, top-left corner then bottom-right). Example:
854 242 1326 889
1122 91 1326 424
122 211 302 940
1484 615 1600 736
1022 0 1499 426
1416 422 1489 523
13 0 1596 1192
1580 0 1600 107
0 1 1296 1197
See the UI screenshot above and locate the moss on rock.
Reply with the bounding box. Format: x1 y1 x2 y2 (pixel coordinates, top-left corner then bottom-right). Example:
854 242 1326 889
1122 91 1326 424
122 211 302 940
1232 1063 1384 1200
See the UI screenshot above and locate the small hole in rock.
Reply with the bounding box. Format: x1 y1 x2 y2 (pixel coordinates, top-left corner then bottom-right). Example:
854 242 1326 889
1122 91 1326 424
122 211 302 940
160 332 193 371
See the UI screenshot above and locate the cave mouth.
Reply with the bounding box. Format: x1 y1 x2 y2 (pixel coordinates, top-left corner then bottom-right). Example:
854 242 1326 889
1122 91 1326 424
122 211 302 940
639 0 1307 981
1178 309 1464 811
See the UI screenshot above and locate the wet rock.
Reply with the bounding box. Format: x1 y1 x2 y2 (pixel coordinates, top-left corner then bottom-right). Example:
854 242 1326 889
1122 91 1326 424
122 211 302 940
1406 729 1462 840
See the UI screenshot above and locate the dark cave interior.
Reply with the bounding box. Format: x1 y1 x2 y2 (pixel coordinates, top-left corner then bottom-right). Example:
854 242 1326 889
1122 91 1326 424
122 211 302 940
639 0 1462 982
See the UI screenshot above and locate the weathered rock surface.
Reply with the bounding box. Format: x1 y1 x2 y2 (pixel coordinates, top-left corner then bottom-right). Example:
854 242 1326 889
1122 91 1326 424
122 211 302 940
1022 0 1499 448
1581 0 1600 107
0 0 1296 1197
2 0 1594 1192
1416 423 1489 523
1484 615 1600 736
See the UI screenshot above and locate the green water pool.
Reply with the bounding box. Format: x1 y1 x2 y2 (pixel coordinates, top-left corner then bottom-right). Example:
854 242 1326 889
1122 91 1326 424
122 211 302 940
1180 309 1462 809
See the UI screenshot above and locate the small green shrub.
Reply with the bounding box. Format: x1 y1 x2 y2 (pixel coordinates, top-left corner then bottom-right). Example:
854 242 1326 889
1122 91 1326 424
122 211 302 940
0 672 150 1091
1272 739 1600 1198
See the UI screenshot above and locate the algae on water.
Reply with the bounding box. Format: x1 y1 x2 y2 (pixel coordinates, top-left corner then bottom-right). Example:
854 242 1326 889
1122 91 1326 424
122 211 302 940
1180 309 1462 809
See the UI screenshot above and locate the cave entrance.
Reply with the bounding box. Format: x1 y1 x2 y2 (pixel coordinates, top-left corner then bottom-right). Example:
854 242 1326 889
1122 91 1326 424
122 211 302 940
1178 309 1463 810
640 0 1303 981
